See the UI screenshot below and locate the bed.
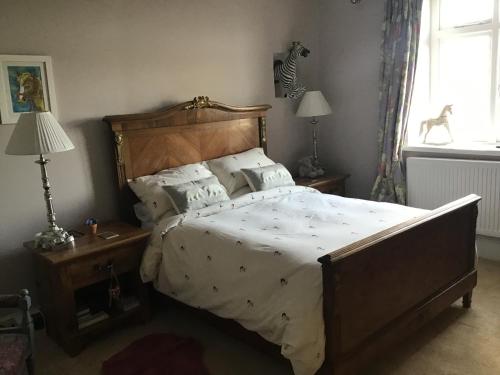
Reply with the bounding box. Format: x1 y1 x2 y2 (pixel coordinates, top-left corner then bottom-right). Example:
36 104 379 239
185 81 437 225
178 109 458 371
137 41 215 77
103 96 480 375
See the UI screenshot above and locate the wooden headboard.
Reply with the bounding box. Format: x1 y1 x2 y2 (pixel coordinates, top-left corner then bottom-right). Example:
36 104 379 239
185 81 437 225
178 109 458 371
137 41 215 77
103 96 272 223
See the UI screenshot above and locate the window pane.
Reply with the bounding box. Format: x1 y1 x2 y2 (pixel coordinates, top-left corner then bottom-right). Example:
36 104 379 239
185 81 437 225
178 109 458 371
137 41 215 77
408 0 431 145
435 34 492 143
497 40 500 143
440 0 493 29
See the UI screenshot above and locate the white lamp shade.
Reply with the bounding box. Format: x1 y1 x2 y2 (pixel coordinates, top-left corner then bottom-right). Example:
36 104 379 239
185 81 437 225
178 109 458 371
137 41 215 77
5 112 74 155
296 91 332 118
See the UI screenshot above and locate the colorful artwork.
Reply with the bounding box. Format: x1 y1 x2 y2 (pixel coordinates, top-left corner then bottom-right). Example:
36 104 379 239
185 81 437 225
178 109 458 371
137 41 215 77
0 55 57 124
7 65 46 112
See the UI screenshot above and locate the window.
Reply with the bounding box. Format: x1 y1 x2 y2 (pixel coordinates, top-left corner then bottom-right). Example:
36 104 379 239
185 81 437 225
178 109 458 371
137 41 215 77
408 0 500 145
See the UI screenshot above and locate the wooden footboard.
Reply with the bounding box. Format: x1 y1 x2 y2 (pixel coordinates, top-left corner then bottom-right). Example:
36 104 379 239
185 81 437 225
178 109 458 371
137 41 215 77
318 195 480 375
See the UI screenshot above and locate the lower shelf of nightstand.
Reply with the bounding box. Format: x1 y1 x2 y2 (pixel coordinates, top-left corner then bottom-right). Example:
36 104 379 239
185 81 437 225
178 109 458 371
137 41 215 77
63 304 150 356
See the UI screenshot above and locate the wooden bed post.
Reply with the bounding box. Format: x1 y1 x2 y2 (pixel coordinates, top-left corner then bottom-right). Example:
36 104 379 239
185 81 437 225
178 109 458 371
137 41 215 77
462 203 478 309
462 292 473 308
258 116 268 154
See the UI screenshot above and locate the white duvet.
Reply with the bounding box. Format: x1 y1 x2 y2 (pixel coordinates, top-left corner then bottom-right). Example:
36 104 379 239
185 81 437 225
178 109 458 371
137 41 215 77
141 186 427 375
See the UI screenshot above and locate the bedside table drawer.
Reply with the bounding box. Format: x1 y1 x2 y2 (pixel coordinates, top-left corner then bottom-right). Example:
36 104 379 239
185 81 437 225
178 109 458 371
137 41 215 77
295 174 348 197
68 245 142 289
320 184 344 195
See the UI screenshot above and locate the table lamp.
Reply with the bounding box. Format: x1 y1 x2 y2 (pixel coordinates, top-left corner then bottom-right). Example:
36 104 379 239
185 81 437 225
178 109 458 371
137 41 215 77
296 91 332 175
5 111 75 249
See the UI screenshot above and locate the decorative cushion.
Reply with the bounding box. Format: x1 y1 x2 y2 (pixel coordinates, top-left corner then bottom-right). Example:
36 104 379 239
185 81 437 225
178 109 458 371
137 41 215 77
128 163 213 221
205 148 275 195
163 176 230 214
241 163 295 192
0 334 29 375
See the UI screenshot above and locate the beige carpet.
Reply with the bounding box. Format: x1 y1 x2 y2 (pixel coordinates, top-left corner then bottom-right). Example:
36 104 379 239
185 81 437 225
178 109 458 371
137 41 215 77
37 259 500 375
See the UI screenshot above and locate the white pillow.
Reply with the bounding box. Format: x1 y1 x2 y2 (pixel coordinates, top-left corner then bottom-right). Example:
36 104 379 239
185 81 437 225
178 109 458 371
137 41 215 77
206 148 275 195
163 176 230 214
133 202 154 223
133 202 176 227
128 162 213 221
241 163 295 192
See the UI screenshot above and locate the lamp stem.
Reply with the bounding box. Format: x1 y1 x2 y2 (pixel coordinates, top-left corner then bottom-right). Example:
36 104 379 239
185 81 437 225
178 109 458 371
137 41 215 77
34 155 73 249
311 117 319 165
36 155 57 229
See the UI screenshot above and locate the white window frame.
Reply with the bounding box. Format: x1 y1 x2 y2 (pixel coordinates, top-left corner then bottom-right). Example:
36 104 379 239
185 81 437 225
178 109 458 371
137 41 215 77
429 0 500 143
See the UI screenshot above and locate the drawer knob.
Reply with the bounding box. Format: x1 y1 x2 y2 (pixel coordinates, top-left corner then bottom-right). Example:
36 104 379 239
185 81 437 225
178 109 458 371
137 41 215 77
94 261 114 273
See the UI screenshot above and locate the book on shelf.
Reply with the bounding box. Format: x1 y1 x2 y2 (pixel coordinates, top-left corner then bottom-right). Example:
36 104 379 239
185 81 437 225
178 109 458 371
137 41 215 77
76 306 90 319
122 296 140 312
77 311 109 330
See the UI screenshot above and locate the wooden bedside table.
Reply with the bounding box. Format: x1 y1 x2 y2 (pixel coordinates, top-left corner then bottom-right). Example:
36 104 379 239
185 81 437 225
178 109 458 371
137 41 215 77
27 222 151 356
294 174 349 196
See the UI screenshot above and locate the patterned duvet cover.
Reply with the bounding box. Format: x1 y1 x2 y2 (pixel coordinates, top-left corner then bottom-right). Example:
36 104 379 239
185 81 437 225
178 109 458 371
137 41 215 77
141 186 426 375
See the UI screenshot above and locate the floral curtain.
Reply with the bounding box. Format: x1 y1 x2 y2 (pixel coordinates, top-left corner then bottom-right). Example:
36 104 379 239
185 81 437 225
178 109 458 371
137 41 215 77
371 0 423 205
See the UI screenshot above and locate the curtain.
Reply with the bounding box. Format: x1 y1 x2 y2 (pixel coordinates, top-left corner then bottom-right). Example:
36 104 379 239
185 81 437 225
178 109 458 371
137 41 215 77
370 0 424 205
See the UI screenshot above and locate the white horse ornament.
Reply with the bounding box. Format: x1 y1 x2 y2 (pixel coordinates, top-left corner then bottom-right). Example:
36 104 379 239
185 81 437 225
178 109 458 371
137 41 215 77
420 104 454 144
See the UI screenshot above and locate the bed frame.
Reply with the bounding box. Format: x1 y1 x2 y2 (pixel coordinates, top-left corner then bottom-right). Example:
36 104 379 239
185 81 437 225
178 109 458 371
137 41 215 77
104 97 480 375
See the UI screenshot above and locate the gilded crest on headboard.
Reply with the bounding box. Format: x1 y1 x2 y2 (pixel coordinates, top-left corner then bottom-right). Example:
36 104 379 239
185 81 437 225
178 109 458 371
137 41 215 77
184 96 213 110
114 132 124 165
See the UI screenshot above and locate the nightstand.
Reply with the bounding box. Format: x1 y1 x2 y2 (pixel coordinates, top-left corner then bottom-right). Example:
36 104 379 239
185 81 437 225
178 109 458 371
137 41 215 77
294 174 349 196
27 222 151 356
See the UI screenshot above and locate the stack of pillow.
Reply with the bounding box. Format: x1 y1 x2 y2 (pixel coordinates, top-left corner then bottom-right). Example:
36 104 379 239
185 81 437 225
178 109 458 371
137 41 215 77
129 148 295 224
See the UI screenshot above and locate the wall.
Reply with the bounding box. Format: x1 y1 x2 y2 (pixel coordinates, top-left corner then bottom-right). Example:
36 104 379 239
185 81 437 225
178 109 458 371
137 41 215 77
318 0 384 199
477 236 500 262
0 0 320 295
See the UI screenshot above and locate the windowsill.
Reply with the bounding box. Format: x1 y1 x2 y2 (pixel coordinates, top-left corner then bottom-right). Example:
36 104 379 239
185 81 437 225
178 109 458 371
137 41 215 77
404 143 500 158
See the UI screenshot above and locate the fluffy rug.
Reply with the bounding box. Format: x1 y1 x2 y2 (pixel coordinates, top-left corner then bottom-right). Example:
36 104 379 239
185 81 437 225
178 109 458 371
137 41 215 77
102 333 210 375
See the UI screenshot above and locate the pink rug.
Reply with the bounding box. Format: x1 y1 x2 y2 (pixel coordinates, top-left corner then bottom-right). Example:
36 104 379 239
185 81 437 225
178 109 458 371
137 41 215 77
102 333 210 375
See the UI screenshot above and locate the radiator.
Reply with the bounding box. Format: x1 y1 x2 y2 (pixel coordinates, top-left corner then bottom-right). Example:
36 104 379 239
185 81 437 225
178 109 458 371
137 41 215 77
407 157 500 237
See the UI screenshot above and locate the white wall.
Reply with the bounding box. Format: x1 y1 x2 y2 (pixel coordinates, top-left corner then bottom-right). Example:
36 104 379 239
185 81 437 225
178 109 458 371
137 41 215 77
318 0 384 199
0 0 320 296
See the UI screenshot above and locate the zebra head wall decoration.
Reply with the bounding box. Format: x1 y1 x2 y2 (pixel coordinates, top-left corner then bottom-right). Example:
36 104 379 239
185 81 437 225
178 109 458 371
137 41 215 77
274 41 310 100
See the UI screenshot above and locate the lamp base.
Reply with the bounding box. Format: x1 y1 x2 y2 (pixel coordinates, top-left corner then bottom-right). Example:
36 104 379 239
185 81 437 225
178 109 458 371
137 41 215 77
298 155 325 179
35 226 74 250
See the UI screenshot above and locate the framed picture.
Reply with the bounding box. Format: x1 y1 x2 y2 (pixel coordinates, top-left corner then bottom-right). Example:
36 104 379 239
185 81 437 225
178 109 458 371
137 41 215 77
0 55 58 124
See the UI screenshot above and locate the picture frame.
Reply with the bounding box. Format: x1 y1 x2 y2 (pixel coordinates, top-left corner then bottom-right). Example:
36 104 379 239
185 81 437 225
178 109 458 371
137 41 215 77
0 55 58 124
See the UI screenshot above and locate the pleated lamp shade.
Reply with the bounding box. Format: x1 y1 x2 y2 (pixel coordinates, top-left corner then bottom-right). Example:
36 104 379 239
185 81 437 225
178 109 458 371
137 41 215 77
5 112 74 155
296 91 332 118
